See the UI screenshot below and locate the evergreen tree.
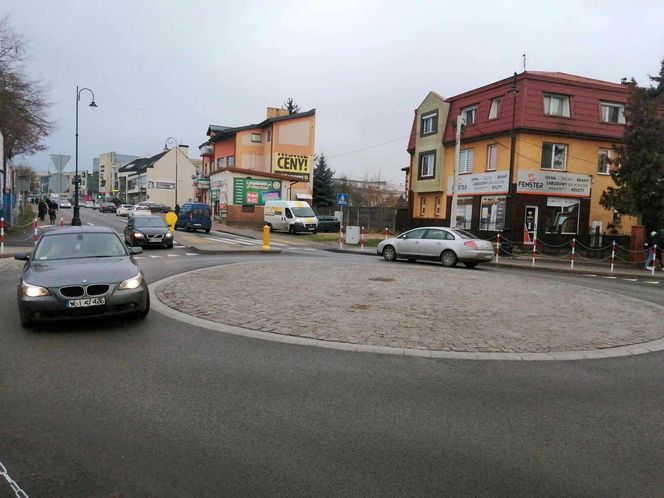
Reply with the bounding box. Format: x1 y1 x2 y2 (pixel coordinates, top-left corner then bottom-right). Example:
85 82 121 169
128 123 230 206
283 97 300 115
600 59 664 229
312 154 335 208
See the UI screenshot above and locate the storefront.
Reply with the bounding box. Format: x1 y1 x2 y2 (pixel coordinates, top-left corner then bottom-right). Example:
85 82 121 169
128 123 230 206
447 171 510 232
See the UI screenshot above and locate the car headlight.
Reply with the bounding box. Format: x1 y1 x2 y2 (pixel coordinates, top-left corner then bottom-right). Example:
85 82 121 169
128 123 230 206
133 232 145 238
21 281 50 297
295 218 304 224
119 273 143 290
165 232 173 238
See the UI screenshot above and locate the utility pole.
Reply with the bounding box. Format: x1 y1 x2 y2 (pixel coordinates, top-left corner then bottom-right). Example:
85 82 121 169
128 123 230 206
449 115 466 228
503 72 519 237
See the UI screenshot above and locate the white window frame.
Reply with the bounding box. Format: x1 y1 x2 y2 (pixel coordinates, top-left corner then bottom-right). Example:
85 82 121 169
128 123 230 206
598 148 613 175
461 105 478 124
434 196 441 216
420 197 426 216
216 157 226 169
600 102 625 124
486 144 497 171
488 98 501 120
419 152 435 178
459 148 474 174
541 143 567 171
421 112 437 134
251 133 262 143
543 93 571 117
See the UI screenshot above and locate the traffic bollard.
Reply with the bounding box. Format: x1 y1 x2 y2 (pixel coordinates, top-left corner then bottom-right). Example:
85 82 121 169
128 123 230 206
262 224 270 251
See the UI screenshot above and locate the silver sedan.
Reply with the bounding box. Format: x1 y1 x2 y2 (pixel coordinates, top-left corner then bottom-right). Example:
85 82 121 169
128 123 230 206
376 227 495 268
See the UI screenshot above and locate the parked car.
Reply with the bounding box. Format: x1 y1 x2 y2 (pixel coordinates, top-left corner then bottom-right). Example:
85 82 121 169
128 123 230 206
59 199 72 209
377 227 494 268
316 215 341 233
263 200 318 234
128 205 152 218
124 216 173 249
100 202 117 213
14 226 149 327
116 204 134 217
82 201 94 208
137 201 171 213
174 203 211 233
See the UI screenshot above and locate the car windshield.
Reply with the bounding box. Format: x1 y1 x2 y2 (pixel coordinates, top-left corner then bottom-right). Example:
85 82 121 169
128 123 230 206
292 206 315 217
452 229 476 240
135 218 167 228
33 233 127 261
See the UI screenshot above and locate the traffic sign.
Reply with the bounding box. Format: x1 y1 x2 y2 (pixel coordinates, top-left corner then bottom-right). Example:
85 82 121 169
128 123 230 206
337 193 348 206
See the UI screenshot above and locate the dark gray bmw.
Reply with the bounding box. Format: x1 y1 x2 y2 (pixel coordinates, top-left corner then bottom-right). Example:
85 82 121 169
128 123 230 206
15 226 149 327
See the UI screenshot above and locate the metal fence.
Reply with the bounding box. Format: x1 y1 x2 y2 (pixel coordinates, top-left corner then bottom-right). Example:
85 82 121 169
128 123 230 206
315 206 409 233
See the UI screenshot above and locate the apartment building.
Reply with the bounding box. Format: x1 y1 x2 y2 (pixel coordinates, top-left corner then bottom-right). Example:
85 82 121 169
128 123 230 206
407 71 635 243
200 107 316 223
97 152 139 198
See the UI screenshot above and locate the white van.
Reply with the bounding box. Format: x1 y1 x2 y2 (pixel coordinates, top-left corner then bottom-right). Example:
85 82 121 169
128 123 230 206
264 200 318 234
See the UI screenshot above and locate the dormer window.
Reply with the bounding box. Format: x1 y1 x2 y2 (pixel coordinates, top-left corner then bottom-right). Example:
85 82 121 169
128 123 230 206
461 105 478 124
420 111 438 136
488 98 501 120
543 94 571 117
600 102 625 124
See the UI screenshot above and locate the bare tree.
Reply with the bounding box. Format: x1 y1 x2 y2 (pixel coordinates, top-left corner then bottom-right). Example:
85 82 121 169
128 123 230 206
283 97 300 115
0 15 52 194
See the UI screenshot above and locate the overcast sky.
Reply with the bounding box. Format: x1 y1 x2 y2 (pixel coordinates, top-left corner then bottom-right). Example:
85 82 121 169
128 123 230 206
5 0 663 185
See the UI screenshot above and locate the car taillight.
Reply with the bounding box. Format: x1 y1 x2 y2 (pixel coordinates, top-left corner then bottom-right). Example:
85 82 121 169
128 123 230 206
464 241 479 250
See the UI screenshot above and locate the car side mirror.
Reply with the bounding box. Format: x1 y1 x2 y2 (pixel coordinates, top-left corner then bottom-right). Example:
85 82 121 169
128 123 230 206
400 235 408 239
14 252 31 261
129 247 143 255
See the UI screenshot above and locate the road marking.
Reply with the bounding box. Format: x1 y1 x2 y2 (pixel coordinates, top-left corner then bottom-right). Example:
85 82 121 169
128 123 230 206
583 274 597 277
603 276 617 279
149 255 162 258
185 253 198 256
622 278 638 282
166 254 180 257
87 223 95 226
134 256 145 259
645 281 660 285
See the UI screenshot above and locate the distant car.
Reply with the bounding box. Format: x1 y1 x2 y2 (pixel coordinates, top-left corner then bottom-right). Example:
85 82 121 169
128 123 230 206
137 201 171 213
100 202 117 213
124 215 173 249
116 204 134 217
82 201 94 208
316 215 341 233
377 227 495 268
175 203 211 233
128 205 152 218
14 226 149 327
59 200 72 209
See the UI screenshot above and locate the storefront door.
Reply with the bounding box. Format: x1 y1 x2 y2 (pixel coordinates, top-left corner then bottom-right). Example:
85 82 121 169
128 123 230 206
524 206 538 244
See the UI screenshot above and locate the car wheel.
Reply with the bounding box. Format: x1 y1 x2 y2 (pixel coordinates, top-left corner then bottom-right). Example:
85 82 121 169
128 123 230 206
440 250 458 267
164 243 173 249
289 225 296 235
205 228 210 233
313 230 317 235
464 262 479 269
137 293 150 319
382 245 397 262
20 314 33 329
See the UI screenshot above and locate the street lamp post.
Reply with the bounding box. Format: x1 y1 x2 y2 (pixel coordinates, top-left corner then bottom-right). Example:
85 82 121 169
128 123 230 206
164 137 178 208
72 86 97 226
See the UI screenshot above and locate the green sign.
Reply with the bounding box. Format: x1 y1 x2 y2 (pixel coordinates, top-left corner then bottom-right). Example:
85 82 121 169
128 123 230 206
233 178 282 205
211 189 219 201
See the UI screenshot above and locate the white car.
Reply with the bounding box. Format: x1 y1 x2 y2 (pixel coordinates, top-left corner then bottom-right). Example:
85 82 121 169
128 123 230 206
128 205 152 218
59 200 72 208
116 204 134 217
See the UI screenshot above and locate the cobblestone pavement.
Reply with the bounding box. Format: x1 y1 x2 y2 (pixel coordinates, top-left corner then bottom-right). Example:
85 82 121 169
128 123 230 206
0 257 24 271
159 260 664 353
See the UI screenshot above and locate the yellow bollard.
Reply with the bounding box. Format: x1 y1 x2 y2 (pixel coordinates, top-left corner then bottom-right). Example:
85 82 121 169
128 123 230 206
164 211 178 232
262 224 271 251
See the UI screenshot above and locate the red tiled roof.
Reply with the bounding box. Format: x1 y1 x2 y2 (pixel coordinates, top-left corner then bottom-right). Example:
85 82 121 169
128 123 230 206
442 71 629 143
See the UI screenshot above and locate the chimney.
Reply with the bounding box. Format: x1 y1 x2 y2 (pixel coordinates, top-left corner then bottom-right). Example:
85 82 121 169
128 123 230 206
177 145 190 157
266 107 289 119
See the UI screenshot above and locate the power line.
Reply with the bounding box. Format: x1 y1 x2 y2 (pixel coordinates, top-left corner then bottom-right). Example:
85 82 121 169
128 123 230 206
327 135 411 160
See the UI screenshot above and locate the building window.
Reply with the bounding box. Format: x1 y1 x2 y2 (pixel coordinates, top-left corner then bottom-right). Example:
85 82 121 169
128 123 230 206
461 105 478 125
600 102 625 124
487 144 497 171
251 133 262 143
598 148 615 175
242 205 255 213
543 94 571 117
479 195 506 231
216 157 226 169
544 197 580 234
420 111 438 136
418 151 436 179
434 196 441 216
459 148 474 174
455 198 473 229
541 143 567 170
420 196 426 216
488 98 501 120
227 156 235 167
267 130 272 142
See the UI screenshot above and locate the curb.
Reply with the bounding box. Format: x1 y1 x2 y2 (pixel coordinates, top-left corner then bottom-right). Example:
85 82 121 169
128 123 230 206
325 248 379 257
149 264 664 361
191 246 282 255
486 260 663 281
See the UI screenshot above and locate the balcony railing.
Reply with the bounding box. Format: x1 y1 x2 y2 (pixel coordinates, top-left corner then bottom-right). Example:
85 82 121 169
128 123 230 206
199 145 213 156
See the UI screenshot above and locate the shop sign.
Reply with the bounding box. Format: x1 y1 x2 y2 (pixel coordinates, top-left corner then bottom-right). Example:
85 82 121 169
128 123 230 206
155 180 175 190
211 189 219 201
195 179 210 189
447 171 509 196
517 171 591 197
272 152 312 181
233 178 282 205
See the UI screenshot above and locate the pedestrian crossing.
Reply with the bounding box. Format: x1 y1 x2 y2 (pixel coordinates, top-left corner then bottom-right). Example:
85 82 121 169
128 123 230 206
583 274 661 285
201 235 286 247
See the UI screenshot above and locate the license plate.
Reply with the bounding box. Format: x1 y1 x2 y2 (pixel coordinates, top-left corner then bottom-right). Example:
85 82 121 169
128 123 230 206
66 297 105 308
194 223 201 226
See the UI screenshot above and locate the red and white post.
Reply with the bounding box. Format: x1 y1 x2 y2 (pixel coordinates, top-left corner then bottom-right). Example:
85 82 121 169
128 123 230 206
531 236 537 267
610 240 616 273
360 226 365 251
0 217 5 255
570 238 576 270
60 217 64 228
652 244 657 276
385 227 389 240
33 218 38 246
495 233 501 263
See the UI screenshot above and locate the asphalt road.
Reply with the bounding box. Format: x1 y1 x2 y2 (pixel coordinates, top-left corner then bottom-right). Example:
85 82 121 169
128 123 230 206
1 213 663 497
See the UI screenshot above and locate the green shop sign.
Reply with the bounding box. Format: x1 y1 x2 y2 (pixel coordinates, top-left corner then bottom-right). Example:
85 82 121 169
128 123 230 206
233 178 282 205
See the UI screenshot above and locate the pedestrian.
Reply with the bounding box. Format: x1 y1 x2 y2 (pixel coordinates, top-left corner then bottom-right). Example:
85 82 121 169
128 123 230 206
174 203 180 215
644 230 662 271
47 199 58 225
38 197 48 222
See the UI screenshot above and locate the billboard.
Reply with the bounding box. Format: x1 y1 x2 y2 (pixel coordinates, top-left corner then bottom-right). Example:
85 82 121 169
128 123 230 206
447 171 509 196
272 152 312 181
516 171 591 197
233 178 282 205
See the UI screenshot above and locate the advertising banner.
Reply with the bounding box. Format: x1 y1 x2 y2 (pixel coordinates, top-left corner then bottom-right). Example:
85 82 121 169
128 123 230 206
447 171 509 196
233 178 282 205
517 170 591 197
272 152 312 181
